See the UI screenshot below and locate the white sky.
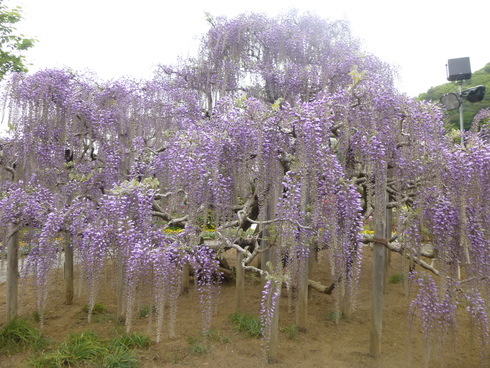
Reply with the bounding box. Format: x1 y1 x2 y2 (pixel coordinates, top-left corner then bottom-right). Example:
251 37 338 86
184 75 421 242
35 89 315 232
6 0 490 97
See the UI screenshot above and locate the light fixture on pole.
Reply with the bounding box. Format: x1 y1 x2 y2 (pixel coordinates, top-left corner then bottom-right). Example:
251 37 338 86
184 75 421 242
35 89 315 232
447 57 470 144
440 93 461 111
447 57 472 82
439 57 486 144
440 85 486 111
461 85 486 103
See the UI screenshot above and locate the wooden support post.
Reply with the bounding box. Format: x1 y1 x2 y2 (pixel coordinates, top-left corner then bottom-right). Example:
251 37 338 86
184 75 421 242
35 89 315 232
383 167 393 293
370 164 387 358
260 185 280 363
260 198 275 284
265 255 280 364
297 182 311 329
370 239 386 357
236 251 245 312
263 229 282 363
116 258 126 322
297 257 309 330
267 289 280 364
64 234 74 305
383 206 393 293
181 262 190 294
6 227 19 322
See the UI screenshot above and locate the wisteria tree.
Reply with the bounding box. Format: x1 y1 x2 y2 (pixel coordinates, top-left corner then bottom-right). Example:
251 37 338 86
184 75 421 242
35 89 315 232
1 10 490 365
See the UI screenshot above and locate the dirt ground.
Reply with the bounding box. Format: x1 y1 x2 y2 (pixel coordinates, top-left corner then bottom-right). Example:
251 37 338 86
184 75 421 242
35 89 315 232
0 248 485 368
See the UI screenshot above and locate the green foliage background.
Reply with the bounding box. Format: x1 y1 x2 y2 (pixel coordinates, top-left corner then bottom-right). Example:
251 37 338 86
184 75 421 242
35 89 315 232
0 1 35 79
418 62 490 130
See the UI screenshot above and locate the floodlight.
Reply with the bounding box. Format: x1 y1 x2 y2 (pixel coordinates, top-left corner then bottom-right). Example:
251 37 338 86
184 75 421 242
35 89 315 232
440 93 461 111
461 85 486 103
447 57 472 81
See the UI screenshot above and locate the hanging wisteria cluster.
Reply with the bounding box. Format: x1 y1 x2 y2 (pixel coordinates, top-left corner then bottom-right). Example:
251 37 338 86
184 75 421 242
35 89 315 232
1 10 490 364
406 140 490 358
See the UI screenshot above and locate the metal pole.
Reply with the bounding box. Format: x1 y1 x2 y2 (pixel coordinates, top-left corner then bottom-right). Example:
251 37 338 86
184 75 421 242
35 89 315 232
459 83 464 144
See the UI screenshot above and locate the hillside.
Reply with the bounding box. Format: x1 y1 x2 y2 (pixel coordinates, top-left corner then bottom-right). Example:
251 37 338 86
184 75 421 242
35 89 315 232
417 62 490 130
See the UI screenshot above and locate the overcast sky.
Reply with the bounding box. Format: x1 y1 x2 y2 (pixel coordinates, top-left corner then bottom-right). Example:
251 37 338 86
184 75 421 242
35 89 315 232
6 0 490 97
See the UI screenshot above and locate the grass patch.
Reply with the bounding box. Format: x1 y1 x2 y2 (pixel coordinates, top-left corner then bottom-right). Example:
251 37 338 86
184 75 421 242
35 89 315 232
110 331 151 350
81 303 115 323
0 318 47 354
186 329 230 355
281 324 299 339
32 311 41 323
229 312 262 337
187 335 209 354
388 273 405 284
324 311 346 322
103 347 139 368
139 305 156 318
205 328 232 343
92 312 116 323
245 271 261 283
58 331 107 362
30 330 148 368
81 303 107 315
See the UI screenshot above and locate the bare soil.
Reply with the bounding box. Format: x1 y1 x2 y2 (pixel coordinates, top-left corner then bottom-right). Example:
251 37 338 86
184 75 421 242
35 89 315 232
0 249 484 368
